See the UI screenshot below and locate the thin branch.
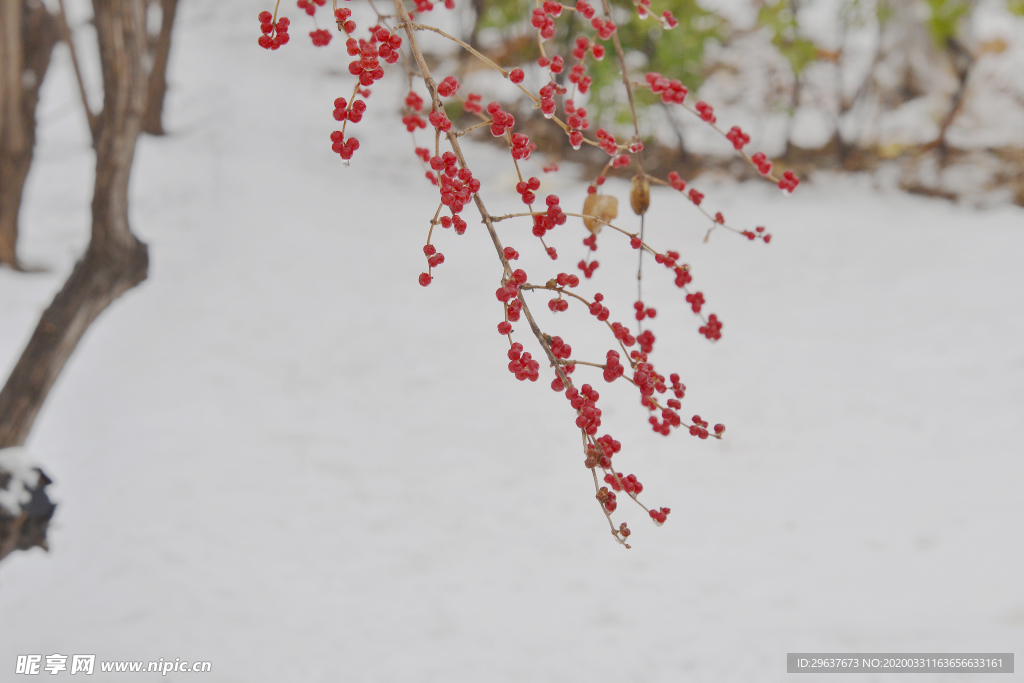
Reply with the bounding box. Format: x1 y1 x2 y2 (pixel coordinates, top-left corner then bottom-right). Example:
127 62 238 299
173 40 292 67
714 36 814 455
56 0 98 141
393 0 573 394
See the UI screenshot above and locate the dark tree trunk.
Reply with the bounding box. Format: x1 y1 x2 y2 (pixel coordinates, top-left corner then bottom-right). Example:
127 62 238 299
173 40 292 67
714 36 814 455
0 0 150 556
142 0 178 136
0 0 59 270
0 0 150 448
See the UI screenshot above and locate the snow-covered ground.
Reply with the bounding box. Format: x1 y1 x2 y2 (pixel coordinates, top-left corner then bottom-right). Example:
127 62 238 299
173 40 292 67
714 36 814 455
1 2 1023 681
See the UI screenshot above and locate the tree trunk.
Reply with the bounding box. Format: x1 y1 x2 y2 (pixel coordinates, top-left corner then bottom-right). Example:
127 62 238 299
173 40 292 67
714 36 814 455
142 0 177 136
0 0 150 559
0 0 149 449
0 0 59 270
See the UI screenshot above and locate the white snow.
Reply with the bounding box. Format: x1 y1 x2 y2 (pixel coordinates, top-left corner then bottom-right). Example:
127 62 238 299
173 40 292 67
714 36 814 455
1 2 1023 682
0 448 39 514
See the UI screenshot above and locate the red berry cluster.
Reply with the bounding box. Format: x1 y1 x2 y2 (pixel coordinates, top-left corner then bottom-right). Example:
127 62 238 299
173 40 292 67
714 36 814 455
649 507 670 525
605 472 643 494
669 373 686 399
549 297 569 312
508 342 541 382
572 35 605 60
684 291 704 313
695 100 716 123
530 2 558 39
346 28 400 86
688 414 713 439
661 10 679 27
699 313 723 341
296 0 325 16
564 100 590 149
486 102 515 136
428 152 479 233
510 133 535 161
751 151 774 176
437 76 460 97
667 171 686 191
464 92 483 114
588 293 611 321
595 128 620 156
741 226 772 243
603 349 624 381
423 243 445 269
653 249 680 268
532 195 567 236
645 72 687 104
428 108 453 132
334 7 356 33
568 384 602 434
402 102 426 131
438 213 467 235
633 300 656 321
568 64 593 94
610 321 636 347
310 29 331 46
584 433 621 469
515 176 540 204
555 272 580 287
575 0 596 17
506 297 522 321
496 268 527 303
636 329 655 353
549 335 572 359
542 0 563 15
332 97 366 122
778 169 800 193
726 125 750 150
590 16 617 39
598 487 618 512
257 12 290 50
578 259 599 279
634 361 671 412
688 188 704 205
538 81 567 118
672 264 692 288
329 130 359 160
413 0 449 12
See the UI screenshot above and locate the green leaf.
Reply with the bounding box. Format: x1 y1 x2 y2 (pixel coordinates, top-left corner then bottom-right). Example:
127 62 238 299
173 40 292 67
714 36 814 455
756 1 821 75
924 0 971 45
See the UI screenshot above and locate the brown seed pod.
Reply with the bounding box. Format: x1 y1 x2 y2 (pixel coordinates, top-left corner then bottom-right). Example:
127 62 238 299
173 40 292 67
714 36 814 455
630 174 650 215
582 193 618 234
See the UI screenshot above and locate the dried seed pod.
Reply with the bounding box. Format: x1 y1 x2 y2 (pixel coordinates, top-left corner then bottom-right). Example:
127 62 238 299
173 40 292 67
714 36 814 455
582 193 618 234
630 174 650 215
